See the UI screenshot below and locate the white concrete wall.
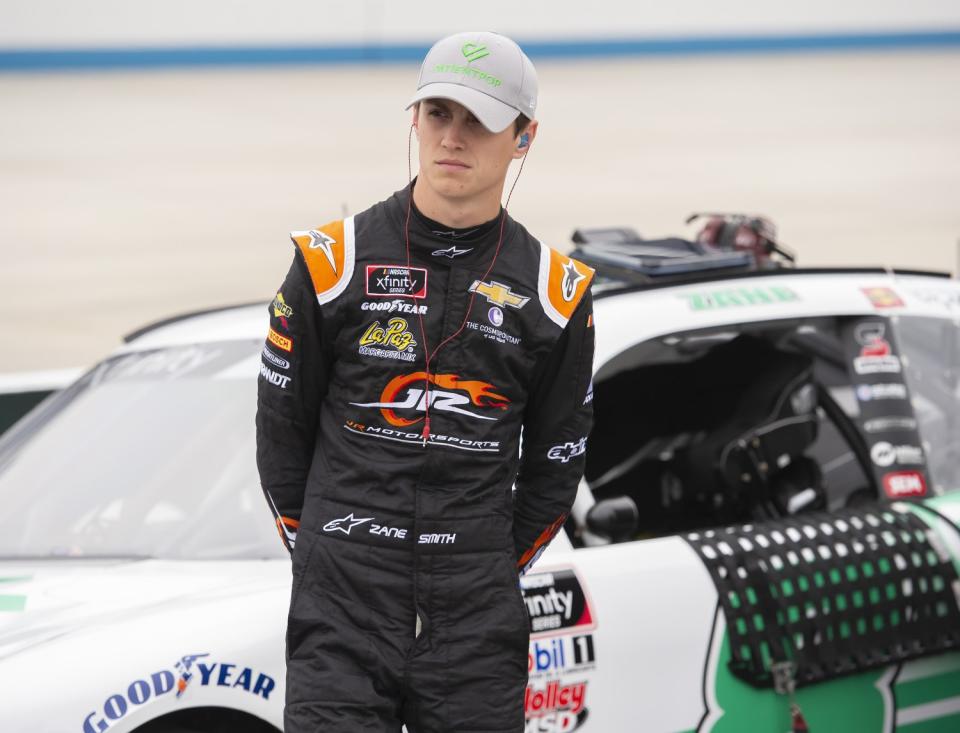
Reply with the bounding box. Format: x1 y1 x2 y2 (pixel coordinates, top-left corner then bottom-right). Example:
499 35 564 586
3 50 959 372
3 0 960 49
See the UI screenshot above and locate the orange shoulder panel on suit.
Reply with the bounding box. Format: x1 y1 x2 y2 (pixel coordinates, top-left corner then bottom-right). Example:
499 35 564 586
539 244 595 327
291 220 346 295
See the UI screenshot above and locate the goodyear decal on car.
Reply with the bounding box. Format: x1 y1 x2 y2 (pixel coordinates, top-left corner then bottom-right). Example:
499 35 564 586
82 653 276 733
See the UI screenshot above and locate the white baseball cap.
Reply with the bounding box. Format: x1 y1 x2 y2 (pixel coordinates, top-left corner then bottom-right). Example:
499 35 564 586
406 31 538 134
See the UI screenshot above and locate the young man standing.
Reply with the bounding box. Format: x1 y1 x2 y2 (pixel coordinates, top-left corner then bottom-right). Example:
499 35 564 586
256 31 595 732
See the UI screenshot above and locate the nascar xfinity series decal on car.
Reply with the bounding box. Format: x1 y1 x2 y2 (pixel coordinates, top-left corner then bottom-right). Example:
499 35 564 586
522 568 596 636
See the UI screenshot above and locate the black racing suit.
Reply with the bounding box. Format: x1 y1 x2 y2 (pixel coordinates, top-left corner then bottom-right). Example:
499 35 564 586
256 184 595 732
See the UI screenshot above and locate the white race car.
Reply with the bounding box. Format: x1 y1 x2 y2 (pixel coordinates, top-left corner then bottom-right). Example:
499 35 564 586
1 220 959 733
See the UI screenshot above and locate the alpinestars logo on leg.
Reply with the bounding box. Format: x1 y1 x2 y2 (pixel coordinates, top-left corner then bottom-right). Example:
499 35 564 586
323 513 374 535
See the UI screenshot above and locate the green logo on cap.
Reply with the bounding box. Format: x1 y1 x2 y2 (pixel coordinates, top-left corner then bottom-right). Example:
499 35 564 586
461 43 490 63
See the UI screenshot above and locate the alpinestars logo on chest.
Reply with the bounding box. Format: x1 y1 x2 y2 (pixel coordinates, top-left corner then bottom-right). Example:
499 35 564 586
432 245 473 258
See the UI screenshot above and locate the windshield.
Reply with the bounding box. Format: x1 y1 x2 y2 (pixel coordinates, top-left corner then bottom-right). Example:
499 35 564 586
894 314 960 494
0 341 285 560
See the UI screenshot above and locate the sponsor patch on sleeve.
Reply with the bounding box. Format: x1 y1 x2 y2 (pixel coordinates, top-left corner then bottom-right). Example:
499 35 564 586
267 327 293 352
271 292 294 329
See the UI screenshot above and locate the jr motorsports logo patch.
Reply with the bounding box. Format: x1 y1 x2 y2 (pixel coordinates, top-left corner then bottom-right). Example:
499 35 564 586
366 265 427 298
350 372 509 426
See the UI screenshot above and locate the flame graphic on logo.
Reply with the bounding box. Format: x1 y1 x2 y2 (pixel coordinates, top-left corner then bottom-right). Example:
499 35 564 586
379 372 509 427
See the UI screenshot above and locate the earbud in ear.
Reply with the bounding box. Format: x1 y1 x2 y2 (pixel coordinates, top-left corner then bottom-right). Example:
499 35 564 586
518 133 530 149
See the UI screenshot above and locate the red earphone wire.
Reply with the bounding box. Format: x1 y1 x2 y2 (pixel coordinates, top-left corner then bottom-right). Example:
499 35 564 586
405 123 529 446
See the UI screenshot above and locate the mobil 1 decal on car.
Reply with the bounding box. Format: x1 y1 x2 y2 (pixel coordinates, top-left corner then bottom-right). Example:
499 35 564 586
841 317 930 500
521 567 597 733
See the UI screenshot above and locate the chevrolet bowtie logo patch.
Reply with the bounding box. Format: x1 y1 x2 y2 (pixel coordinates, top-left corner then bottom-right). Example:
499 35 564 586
461 43 490 63
468 280 530 309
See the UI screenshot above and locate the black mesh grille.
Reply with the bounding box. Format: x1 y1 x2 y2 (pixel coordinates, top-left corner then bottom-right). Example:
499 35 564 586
684 505 960 687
